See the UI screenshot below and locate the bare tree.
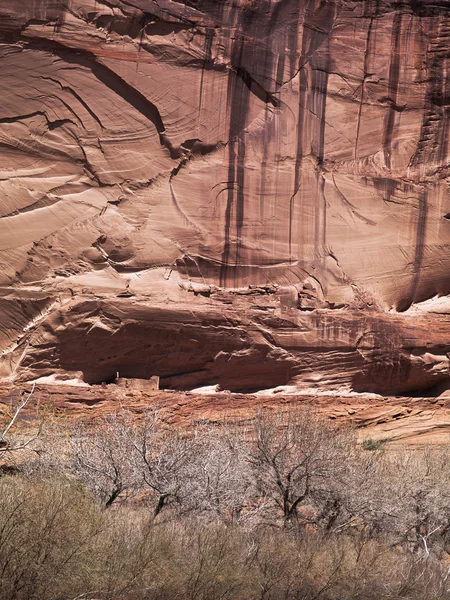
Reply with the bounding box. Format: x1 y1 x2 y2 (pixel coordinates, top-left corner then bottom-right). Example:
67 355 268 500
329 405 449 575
68 410 197 517
61 403 450 560
248 408 352 526
371 447 450 555
180 427 255 523
125 411 195 518
0 383 43 457
68 412 136 507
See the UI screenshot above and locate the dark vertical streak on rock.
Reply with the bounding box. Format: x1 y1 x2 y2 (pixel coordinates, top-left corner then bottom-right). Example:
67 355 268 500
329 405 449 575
315 64 330 266
220 35 250 287
235 135 246 280
309 3 335 281
310 61 330 260
275 53 286 88
289 0 312 264
259 105 270 221
398 190 428 311
198 27 214 122
409 190 428 305
289 67 306 263
438 99 450 169
261 0 303 264
355 3 378 160
290 2 335 265
257 4 278 227
409 17 450 171
382 11 402 171
259 0 302 258
435 19 450 168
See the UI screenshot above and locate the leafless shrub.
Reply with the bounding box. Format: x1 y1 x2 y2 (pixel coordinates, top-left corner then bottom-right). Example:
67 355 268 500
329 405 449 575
68 412 136 507
14 401 450 588
0 384 47 478
0 383 45 453
364 447 450 555
66 411 254 522
247 408 354 527
180 426 255 523
47 406 450 550
124 410 196 518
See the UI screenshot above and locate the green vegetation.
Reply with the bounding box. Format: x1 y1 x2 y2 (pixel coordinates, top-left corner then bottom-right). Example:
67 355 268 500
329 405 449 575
361 437 386 451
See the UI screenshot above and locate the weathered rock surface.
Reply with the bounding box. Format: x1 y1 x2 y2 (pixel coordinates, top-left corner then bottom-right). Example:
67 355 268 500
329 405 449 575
2 0 450 394
3 384 450 447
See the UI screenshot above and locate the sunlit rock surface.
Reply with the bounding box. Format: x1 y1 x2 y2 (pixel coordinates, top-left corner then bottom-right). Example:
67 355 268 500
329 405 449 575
1 0 450 394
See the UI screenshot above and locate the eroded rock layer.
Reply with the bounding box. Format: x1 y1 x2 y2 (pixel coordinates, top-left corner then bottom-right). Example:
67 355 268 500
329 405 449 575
4 384 450 447
2 0 450 393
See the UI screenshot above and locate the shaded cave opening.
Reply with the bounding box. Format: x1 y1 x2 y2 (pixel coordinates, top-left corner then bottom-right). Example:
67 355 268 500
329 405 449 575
408 378 450 398
351 369 450 399
81 362 293 395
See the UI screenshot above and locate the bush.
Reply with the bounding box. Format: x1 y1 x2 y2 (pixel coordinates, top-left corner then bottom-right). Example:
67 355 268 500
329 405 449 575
0 476 101 600
0 477 448 600
362 437 385 451
3 407 450 598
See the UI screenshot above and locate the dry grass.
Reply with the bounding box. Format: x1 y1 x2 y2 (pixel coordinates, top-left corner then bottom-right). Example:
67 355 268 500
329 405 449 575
2 407 450 598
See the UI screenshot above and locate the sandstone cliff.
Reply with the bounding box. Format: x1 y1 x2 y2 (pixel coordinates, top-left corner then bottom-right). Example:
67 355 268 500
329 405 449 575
1 0 450 394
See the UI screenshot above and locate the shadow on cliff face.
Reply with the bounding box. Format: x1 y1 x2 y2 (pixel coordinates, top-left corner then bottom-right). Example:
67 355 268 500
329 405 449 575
21 303 294 393
15 298 450 396
352 350 413 395
0 0 70 37
352 343 450 398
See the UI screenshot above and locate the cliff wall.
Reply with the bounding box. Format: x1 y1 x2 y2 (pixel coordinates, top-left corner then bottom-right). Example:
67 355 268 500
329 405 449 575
1 0 450 393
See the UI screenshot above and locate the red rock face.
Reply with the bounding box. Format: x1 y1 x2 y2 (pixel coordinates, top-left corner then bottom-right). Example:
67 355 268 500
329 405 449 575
1 0 450 394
